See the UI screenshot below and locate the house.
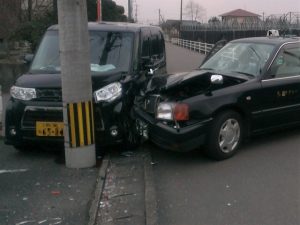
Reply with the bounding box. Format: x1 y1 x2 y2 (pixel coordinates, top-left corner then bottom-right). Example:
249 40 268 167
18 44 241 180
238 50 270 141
220 9 261 25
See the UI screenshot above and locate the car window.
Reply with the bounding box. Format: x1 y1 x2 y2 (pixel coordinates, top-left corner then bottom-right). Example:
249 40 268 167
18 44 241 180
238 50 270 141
268 45 300 79
200 42 275 77
30 30 134 74
201 39 227 65
89 31 133 73
141 28 151 57
151 30 164 60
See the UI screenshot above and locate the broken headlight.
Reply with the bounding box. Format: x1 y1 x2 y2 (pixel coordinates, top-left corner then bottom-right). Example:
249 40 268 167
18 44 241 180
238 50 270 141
10 86 37 101
156 102 189 121
94 82 122 103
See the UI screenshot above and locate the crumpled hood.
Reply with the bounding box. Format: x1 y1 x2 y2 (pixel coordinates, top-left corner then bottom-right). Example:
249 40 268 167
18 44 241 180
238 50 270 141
144 69 248 100
145 69 209 93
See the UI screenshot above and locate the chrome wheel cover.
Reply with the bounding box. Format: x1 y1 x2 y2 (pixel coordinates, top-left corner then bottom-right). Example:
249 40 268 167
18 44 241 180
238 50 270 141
218 118 240 153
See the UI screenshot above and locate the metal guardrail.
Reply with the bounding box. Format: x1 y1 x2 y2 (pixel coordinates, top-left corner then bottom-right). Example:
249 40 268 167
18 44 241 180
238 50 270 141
171 38 214 55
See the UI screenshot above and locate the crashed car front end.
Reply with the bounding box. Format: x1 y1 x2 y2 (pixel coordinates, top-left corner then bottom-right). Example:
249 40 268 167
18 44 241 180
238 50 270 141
134 70 248 152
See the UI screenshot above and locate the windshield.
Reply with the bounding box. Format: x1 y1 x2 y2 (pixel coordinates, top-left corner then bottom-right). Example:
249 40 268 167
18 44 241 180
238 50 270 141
30 30 134 74
200 42 275 77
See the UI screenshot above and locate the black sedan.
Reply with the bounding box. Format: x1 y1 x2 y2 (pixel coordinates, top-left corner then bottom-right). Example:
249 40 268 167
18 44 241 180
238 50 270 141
134 36 300 160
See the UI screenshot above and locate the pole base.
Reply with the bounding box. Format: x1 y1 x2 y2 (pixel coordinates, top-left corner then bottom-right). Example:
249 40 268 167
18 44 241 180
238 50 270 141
65 145 96 168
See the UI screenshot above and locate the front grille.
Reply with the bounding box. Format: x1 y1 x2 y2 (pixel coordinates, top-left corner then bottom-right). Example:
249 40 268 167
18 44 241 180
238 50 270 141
36 89 62 102
144 95 160 114
22 107 63 128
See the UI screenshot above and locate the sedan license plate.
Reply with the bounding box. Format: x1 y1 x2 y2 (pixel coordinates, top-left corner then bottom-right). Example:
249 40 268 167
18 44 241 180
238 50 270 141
36 122 64 137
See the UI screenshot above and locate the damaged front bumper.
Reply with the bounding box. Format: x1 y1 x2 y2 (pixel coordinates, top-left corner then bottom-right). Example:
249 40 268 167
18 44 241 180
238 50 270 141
134 106 213 152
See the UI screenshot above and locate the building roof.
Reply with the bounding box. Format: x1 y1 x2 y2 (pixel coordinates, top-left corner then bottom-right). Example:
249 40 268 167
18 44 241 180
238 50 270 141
220 9 261 17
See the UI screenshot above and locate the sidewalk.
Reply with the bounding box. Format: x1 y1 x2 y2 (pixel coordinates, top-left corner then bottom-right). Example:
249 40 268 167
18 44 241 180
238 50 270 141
89 144 157 225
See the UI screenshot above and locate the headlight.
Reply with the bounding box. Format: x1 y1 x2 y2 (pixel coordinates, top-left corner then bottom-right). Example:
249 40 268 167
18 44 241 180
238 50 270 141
94 82 122 103
10 86 37 101
156 102 174 120
156 102 189 121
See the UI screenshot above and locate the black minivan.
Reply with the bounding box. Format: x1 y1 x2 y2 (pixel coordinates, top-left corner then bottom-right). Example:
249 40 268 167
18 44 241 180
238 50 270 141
5 21 166 150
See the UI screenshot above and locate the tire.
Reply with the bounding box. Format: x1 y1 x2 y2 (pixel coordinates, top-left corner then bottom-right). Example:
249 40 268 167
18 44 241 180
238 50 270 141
13 143 30 152
205 110 243 160
122 117 141 150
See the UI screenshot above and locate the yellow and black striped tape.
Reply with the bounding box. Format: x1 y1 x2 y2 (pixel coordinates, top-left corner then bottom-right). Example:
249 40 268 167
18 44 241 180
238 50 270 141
67 101 95 148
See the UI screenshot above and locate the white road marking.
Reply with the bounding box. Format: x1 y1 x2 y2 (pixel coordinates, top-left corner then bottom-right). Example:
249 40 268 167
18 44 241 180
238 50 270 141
15 220 35 225
0 169 29 174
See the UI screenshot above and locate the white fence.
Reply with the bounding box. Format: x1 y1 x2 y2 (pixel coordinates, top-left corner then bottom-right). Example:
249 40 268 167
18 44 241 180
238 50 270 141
171 38 214 55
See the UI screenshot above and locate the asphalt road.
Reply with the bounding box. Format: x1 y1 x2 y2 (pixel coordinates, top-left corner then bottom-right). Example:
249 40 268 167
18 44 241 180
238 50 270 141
151 43 300 225
1 93 99 225
0 139 99 225
166 42 204 73
150 130 300 225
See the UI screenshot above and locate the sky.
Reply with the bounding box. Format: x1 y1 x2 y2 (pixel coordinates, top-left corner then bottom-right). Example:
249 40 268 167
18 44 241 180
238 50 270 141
113 0 300 24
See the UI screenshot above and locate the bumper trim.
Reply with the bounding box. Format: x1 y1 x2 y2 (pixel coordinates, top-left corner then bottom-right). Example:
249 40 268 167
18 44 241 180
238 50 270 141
134 106 212 152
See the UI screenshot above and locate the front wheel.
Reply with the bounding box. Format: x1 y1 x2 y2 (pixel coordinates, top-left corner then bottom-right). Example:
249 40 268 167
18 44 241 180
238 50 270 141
122 117 141 150
205 110 243 160
13 142 31 152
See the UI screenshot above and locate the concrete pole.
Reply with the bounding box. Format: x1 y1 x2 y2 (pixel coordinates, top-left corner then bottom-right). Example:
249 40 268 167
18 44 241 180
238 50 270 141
57 0 96 168
97 0 102 22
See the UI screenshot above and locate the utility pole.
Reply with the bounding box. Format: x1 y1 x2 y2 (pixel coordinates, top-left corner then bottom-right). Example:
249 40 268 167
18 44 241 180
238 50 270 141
53 0 57 22
97 0 102 21
180 0 183 38
135 3 138 22
57 0 96 168
180 0 183 23
128 0 132 21
159 9 161 25
28 0 32 21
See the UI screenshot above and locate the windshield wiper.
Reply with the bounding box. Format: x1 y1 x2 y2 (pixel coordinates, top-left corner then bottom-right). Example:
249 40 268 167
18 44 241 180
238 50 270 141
231 71 255 78
198 67 214 71
249 46 261 61
39 65 59 71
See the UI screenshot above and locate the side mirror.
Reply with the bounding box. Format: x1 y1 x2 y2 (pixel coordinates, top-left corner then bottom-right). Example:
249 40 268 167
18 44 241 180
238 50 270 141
148 69 154 76
211 74 223 85
141 56 151 68
147 68 158 77
24 54 34 64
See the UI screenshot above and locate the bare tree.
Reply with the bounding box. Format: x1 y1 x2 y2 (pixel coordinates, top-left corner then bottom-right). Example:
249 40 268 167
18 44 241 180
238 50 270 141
184 0 206 22
21 0 53 21
0 0 22 40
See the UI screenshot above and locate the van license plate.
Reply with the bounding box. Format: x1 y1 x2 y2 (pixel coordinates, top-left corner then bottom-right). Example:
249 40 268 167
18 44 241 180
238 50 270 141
36 122 64 137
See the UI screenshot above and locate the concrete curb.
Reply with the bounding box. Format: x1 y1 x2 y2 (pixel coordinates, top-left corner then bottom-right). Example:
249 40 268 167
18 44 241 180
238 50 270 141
88 156 110 225
143 147 158 225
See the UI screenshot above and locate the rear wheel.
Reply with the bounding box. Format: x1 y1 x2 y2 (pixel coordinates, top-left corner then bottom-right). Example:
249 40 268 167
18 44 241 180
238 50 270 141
205 110 243 160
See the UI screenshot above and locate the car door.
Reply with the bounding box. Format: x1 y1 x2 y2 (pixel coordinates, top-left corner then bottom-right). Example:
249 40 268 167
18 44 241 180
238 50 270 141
253 43 300 131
